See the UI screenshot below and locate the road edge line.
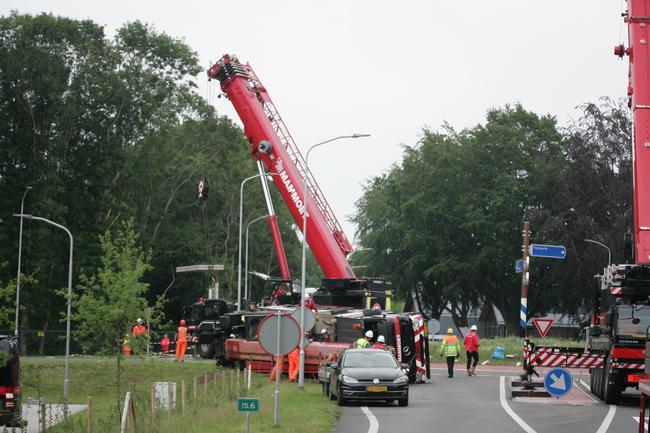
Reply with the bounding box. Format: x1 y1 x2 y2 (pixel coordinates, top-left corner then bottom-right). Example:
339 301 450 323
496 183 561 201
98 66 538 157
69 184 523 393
595 405 616 433
361 406 379 433
499 376 537 433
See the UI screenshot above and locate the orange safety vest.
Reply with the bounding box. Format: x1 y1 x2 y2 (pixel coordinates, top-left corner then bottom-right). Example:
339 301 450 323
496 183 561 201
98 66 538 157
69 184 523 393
177 326 188 342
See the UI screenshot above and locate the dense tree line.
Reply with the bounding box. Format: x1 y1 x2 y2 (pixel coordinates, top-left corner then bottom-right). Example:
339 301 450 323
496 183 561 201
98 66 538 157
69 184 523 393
354 101 632 333
0 12 634 349
0 12 309 353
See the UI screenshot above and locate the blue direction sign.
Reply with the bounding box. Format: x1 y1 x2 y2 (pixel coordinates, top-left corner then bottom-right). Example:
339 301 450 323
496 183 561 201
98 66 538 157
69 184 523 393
529 244 567 259
515 259 524 273
543 367 573 398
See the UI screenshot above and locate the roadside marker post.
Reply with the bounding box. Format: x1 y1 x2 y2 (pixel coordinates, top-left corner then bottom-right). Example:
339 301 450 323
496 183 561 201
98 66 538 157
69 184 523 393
237 398 260 433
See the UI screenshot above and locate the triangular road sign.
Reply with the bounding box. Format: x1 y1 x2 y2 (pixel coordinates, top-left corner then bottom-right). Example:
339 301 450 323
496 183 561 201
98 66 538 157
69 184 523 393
533 318 554 338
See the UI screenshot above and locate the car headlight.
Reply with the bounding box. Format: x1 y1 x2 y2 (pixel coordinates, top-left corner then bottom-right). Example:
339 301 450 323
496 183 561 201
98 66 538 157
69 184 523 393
342 375 359 384
393 375 409 384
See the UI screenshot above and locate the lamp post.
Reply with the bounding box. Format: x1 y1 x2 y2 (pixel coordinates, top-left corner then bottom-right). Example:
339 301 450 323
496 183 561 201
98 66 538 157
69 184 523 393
13 214 73 415
14 186 32 337
244 215 267 300
238 173 278 311
299 133 370 388
584 239 612 267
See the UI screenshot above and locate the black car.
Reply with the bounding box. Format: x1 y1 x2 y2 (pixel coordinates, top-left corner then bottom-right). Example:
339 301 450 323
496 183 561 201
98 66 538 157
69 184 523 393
329 348 409 407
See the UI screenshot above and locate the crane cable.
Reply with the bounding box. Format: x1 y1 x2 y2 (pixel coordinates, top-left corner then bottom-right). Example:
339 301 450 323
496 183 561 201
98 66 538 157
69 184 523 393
198 176 216 282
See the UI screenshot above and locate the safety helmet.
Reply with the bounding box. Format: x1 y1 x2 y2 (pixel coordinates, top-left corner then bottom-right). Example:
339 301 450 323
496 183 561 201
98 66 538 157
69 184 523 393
377 335 385 343
365 330 374 338
180 319 186 326
137 318 143 323
447 328 454 334
470 325 478 331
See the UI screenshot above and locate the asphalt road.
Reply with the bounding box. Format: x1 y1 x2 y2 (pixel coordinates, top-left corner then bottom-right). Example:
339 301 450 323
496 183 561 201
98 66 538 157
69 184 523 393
334 367 646 433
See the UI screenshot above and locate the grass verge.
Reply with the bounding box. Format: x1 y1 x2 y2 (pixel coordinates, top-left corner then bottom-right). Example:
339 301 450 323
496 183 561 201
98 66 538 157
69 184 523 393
20 357 336 433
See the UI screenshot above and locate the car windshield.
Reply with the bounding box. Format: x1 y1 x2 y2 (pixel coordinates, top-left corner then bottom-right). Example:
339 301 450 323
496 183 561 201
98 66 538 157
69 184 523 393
343 351 398 368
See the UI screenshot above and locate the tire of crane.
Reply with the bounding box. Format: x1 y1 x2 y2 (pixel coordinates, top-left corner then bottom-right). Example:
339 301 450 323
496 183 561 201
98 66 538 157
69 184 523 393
603 360 621 404
196 342 215 359
597 367 605 399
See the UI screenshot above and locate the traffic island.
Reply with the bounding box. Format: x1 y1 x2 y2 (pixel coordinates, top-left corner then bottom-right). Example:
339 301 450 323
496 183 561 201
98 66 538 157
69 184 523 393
506 376 598 405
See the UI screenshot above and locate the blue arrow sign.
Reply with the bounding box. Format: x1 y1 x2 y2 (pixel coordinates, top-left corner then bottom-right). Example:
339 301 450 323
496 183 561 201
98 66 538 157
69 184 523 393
529 244 567 259
515 259 524 273
543 367 573 398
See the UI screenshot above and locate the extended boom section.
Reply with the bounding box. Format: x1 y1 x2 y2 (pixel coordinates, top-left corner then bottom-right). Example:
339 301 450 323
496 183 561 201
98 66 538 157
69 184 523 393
208 54 354 279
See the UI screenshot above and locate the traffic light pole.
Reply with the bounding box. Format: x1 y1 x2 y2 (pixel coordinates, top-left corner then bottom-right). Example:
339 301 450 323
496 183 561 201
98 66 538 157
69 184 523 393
519 222 530 337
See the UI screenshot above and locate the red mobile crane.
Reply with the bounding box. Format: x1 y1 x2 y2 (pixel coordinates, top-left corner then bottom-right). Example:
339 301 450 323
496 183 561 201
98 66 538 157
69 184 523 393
525 0 650 406
204 55 430 383
208 55 355 279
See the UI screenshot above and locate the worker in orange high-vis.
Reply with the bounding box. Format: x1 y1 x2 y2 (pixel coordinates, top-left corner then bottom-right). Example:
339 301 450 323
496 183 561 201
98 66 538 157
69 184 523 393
175 319 188 362
288 347 300 382
269 355 284 380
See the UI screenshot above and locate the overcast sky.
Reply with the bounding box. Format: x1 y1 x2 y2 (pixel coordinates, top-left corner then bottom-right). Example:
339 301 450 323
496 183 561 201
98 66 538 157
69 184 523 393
3 1 629 244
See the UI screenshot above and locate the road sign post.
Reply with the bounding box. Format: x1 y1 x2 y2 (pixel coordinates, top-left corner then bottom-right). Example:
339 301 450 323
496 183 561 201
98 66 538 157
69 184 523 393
544 367 573 398
237 398 260 433
258 311 300 427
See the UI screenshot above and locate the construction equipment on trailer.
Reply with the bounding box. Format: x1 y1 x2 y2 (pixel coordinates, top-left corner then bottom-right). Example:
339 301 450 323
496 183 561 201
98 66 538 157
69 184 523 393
205 54 430 381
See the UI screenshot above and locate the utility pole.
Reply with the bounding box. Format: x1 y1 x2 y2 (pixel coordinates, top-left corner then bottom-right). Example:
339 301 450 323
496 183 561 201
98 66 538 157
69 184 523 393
520 221 530 337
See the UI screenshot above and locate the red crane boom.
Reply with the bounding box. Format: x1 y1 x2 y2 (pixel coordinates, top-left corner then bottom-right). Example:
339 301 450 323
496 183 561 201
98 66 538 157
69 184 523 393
208 55 355 279
618 0 650 264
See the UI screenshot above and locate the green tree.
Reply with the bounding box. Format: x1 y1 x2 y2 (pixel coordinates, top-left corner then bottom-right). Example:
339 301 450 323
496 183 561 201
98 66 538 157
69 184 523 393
72 219 152 354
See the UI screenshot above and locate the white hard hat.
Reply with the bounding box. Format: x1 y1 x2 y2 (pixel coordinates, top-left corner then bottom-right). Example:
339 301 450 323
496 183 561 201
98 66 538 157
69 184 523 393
137 318 143 322
470 325 478 331
365 330 374 338
321 329 327 334
377 335 385 343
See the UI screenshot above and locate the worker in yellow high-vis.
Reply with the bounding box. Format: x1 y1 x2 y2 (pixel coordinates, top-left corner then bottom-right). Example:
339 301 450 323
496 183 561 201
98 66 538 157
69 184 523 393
440 328 461 378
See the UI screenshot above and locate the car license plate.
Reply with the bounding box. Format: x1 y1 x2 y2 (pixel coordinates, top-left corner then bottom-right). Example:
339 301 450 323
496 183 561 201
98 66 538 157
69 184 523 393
367 386 387 392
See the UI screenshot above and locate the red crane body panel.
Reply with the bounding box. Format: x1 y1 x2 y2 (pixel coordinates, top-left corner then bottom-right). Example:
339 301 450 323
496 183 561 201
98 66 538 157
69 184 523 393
208 55 355 279
627 0 650 263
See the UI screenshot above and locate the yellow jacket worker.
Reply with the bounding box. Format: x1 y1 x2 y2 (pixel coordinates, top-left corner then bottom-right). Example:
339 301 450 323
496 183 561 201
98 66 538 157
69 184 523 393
440 328 461 378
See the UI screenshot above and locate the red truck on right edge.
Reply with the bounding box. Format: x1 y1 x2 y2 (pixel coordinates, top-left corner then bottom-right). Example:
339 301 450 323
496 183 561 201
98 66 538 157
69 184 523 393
525 0 650 409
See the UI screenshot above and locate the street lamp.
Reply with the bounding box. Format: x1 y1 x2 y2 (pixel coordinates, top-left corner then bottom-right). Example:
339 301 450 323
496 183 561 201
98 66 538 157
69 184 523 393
244 214 267 300
299 133 371 388
238 173 278 311
15 186 32 337
584 239 612 267
14 214 73 415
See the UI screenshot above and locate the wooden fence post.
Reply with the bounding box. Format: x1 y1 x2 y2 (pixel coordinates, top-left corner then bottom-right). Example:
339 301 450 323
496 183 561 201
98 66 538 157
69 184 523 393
150 384 156 425
181 380 186 415
193 376 198 402
167 382 173 417
203 374 208 397
40 402 46 432
87 396 93 433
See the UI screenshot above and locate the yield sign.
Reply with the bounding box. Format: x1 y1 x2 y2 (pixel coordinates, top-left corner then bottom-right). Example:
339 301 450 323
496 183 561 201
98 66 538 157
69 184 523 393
533 318 554 337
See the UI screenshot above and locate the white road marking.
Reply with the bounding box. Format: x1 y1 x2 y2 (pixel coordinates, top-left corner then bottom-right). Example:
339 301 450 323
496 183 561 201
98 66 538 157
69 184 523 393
361 406 379 433
499 376 537 433
633 416 649 432
595 405 616 433
576 378 599 403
